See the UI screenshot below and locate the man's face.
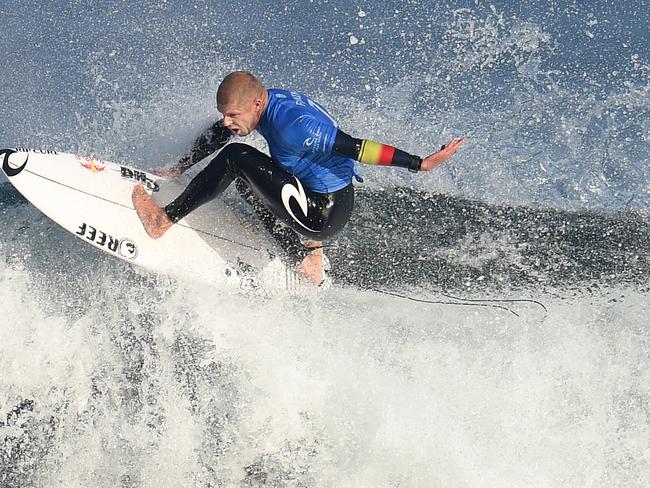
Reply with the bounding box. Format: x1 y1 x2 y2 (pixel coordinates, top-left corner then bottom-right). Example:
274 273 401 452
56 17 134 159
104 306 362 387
218 96 263 136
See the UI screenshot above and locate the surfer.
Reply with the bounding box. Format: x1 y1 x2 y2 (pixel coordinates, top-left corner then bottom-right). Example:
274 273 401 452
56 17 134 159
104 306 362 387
132 71 465 285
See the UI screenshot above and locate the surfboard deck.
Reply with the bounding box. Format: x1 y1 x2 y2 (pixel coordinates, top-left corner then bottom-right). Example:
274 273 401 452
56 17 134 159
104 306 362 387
0 147 300 293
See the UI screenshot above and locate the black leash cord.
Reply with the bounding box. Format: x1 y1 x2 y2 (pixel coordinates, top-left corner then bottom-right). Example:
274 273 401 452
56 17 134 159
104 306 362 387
370 288 520 317
439 292 548 314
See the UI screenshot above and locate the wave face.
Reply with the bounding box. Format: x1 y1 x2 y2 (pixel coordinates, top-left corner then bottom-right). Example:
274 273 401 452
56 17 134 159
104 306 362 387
1 1 649 486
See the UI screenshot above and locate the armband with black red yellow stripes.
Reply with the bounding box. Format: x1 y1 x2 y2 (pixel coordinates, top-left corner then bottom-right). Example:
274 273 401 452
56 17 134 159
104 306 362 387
332 130 422 173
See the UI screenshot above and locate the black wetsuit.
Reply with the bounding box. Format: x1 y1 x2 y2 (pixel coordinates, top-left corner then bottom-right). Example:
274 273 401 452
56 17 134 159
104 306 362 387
166 141 354 241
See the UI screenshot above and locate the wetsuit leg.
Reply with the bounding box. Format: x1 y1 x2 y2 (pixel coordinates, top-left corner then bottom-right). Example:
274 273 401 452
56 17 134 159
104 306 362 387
164 143 354 241
164 152 235 223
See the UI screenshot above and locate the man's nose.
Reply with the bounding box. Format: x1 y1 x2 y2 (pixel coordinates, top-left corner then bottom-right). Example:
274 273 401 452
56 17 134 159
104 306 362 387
223 116 233 127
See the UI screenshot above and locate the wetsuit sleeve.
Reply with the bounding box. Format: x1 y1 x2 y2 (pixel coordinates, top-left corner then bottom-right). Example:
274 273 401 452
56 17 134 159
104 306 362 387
176 119 232 173
332 129 423 172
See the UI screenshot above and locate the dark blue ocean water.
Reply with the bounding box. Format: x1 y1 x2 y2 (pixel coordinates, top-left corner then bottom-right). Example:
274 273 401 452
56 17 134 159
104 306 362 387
1 1 649 486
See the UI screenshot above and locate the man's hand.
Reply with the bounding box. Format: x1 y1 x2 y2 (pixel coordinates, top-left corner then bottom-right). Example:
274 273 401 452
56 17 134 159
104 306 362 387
420 137 466 171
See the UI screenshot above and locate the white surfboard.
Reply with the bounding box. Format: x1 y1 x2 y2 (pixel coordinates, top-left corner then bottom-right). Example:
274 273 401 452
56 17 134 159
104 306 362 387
0 147 298 292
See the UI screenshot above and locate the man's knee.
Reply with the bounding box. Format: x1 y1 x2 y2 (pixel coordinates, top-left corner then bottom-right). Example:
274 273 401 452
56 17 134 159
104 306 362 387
215 142 268 175
218 142 251 161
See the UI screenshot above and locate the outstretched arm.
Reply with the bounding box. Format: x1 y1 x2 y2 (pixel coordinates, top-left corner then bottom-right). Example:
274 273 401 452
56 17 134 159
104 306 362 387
332 129 465 172
156 119 232 176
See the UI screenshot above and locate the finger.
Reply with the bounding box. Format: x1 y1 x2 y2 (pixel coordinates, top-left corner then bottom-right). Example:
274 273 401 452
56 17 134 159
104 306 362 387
450 137 465 147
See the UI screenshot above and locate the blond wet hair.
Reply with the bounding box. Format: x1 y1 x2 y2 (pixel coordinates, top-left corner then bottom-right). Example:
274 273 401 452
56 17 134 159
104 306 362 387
217 71 266 107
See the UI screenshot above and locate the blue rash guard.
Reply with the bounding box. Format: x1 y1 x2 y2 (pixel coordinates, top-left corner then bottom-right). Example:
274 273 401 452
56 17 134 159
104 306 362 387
255 89 358 194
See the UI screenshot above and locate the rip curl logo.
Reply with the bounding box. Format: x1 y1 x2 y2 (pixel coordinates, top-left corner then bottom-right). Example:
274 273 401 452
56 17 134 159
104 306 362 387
281 177 318 233
15 148 57 155
302 127 322 150
0 149 28 177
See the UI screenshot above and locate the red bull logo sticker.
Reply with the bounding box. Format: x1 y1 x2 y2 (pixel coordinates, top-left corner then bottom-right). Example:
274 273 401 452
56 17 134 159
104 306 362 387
77 155 106 173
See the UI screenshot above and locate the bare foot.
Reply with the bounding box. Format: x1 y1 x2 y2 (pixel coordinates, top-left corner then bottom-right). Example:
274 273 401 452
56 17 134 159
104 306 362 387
132 185 173 239
297 246 324 285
